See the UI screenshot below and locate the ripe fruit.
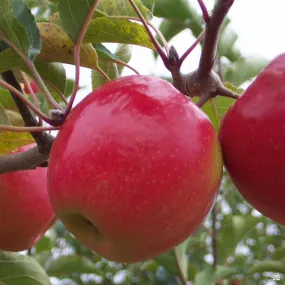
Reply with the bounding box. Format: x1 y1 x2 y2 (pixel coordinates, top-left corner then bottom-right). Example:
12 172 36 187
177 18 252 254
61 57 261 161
48 75 223 262
0 144 56 251
24 80 39 94
219 53 285 225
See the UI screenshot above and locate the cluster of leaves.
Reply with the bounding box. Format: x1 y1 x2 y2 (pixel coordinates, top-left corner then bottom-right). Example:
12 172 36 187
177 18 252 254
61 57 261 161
0 0 284 285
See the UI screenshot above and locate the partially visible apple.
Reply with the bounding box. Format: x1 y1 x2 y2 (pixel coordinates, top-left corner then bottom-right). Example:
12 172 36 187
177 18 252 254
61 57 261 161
48 75 223 263
219 53 285 225
0 144 56 251
24 80 39 94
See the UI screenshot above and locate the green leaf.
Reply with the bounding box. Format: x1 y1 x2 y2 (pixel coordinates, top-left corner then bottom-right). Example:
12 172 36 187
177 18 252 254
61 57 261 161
0 251 51 285
214 266 238 281
0 87 18 112
193 267 215 285
0 104 11 125
10 0 41 61
272 247 285 261
46 255 101 277
154 238 190 278
154 253 180 276
33 251 52 268
85 17 154 49
173 239 189 279
143 0 202 37
191 82 243 131
94 43 120 61
0 0 41 62
0 17 153 73
34 62 66 94
58 0 99 43
249 260 285 275
158 19 187 42
95 0 152 19
224 56 268 86
92 44 133 89
36 22 99 68
217 215 262 264
34 252 52 267
0 103 34 156
0 48 23 73
35 236 53 254
0 1 29 54
218 23 241 62
58 0 152 43
193 266 238 285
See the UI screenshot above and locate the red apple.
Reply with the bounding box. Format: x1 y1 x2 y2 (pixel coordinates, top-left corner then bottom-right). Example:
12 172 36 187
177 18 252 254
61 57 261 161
24 80 39 94
0 144 56 251
219 53 285 225
48 75 223 262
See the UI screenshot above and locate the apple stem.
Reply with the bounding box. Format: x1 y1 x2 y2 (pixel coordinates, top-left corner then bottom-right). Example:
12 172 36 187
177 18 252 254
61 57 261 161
65 0 101 117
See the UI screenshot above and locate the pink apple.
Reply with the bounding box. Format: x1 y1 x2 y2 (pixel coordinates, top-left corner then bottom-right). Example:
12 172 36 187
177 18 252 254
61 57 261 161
24 80 39 94
0 144 56 251
48 75 223 262
219 53 285 225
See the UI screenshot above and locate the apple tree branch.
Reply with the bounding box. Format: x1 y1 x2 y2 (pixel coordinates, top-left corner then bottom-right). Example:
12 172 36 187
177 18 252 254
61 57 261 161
0 70 55 174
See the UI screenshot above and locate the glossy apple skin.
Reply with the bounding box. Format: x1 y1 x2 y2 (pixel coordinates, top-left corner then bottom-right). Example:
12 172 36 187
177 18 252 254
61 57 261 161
219 53 285 225
48 75 223 262
0 144 56 251
24 81 39 94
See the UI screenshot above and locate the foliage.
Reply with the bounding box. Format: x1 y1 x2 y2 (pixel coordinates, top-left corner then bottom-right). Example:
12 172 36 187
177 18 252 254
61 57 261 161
0 1 284 285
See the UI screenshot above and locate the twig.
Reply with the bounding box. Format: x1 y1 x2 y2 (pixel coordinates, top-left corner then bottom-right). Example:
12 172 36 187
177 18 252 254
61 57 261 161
212 205 218 269
128 0 169 65
173 248 188 285
216 85 239 100
0 145 50 173
65 0 101 116
46 82 68 105
171 0 237 107
198 0 235 78
197 0 210 23
0 125 59 132
108 59 140 75
0 70 54 173
178 30 205 67
127 16 170 54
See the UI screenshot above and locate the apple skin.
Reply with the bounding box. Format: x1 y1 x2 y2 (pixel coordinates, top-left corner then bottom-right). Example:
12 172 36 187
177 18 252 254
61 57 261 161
0 144 56 251
219 53 285 225
24 80 39 94
48 75 223 262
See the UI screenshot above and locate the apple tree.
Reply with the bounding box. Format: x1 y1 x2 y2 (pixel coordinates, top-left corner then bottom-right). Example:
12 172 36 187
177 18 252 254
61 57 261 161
0 0 284 285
